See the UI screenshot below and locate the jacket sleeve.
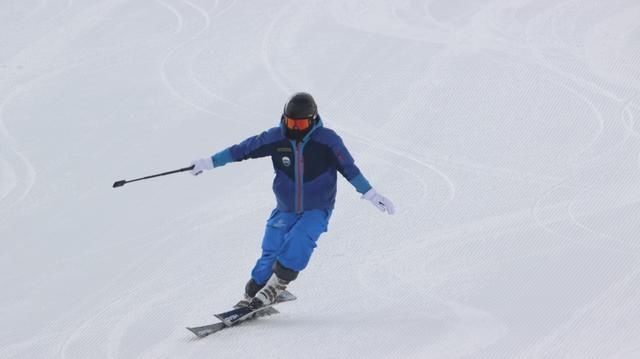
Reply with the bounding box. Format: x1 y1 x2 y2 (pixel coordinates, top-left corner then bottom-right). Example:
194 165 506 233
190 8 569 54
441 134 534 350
211 128 280 167
327 131 373 194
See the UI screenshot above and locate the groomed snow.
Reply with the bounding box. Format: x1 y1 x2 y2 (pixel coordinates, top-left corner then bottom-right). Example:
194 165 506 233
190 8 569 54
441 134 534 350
1 0 639 358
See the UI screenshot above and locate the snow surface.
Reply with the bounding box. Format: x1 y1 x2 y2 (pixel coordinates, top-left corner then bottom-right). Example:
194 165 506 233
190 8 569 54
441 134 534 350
1 0 640 358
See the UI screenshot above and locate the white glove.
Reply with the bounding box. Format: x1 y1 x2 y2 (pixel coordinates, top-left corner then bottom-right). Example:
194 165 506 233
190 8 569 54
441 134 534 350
362 188 395 215
190 157 214 176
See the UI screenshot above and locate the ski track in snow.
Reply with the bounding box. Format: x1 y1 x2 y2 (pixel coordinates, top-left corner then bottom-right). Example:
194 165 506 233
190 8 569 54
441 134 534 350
2 0 640 358
519 265 640 358
155 0 185 35
523 2 632 168
155 0 258 129
0 0 144 220
22 0 49 21
185 0 267 119
523 1 640 356
622 98 640 139
525 0 640 256
157 0 224 119
259 0 296 96
56 228 194 359
0 70 57 214
567 189 640 253
53 197 265 357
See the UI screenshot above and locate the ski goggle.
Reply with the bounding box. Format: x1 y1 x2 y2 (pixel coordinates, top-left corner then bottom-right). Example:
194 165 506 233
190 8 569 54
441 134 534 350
284 116 312 130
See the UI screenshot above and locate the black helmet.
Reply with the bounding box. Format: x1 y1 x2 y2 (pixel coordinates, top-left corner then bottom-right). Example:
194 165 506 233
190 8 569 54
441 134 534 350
284 92 317 119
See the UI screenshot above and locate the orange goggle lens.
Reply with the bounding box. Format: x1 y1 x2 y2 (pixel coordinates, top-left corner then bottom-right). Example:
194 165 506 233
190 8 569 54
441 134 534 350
285 117 311 130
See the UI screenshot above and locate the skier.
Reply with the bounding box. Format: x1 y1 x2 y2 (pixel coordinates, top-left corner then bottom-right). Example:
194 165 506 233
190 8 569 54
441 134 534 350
190 92 395 310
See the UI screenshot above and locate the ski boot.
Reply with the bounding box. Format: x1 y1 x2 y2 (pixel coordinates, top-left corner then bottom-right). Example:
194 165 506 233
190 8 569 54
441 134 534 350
233 293 251 309
249 274 290 309
234 278 264 308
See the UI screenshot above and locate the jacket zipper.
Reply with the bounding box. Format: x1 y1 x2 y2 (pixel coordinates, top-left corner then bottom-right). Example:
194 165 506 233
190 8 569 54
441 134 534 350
295 141 304 213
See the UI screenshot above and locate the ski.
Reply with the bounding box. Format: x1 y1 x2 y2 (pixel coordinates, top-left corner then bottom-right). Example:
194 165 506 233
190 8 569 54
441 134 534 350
186 290 297 338
187 307 279 338
187 322 226 338
215 290 297 326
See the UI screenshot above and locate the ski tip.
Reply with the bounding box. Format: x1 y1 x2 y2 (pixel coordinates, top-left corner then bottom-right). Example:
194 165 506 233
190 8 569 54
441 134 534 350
187 326 215 338
186 327 201 337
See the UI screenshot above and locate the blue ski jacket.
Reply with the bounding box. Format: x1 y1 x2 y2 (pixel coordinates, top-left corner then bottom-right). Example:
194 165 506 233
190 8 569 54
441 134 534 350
210 117 372 213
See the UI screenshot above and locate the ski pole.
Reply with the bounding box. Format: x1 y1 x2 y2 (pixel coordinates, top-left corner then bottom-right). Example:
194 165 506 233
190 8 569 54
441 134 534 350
112 165 195 188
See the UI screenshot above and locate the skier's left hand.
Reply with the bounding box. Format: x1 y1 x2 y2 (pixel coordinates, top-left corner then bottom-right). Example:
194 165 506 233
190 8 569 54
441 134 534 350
362 188 395 215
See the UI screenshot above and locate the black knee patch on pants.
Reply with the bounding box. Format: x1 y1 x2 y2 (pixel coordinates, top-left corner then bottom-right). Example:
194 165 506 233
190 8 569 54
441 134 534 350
273 261 299 282
245 278 264 297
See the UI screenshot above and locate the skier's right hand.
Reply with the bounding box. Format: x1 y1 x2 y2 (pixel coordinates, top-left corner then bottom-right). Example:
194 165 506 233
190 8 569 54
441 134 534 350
190 157 214 176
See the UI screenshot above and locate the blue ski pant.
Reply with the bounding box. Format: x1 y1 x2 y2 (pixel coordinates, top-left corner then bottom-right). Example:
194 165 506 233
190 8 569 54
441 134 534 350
251 208 332 285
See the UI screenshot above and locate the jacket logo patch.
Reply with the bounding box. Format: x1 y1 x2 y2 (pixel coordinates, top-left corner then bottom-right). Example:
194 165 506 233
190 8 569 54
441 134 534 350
282 156 291 167
277 147 292 152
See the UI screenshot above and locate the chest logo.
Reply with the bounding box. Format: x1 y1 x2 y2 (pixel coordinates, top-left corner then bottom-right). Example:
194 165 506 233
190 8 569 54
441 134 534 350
282 156 291 167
